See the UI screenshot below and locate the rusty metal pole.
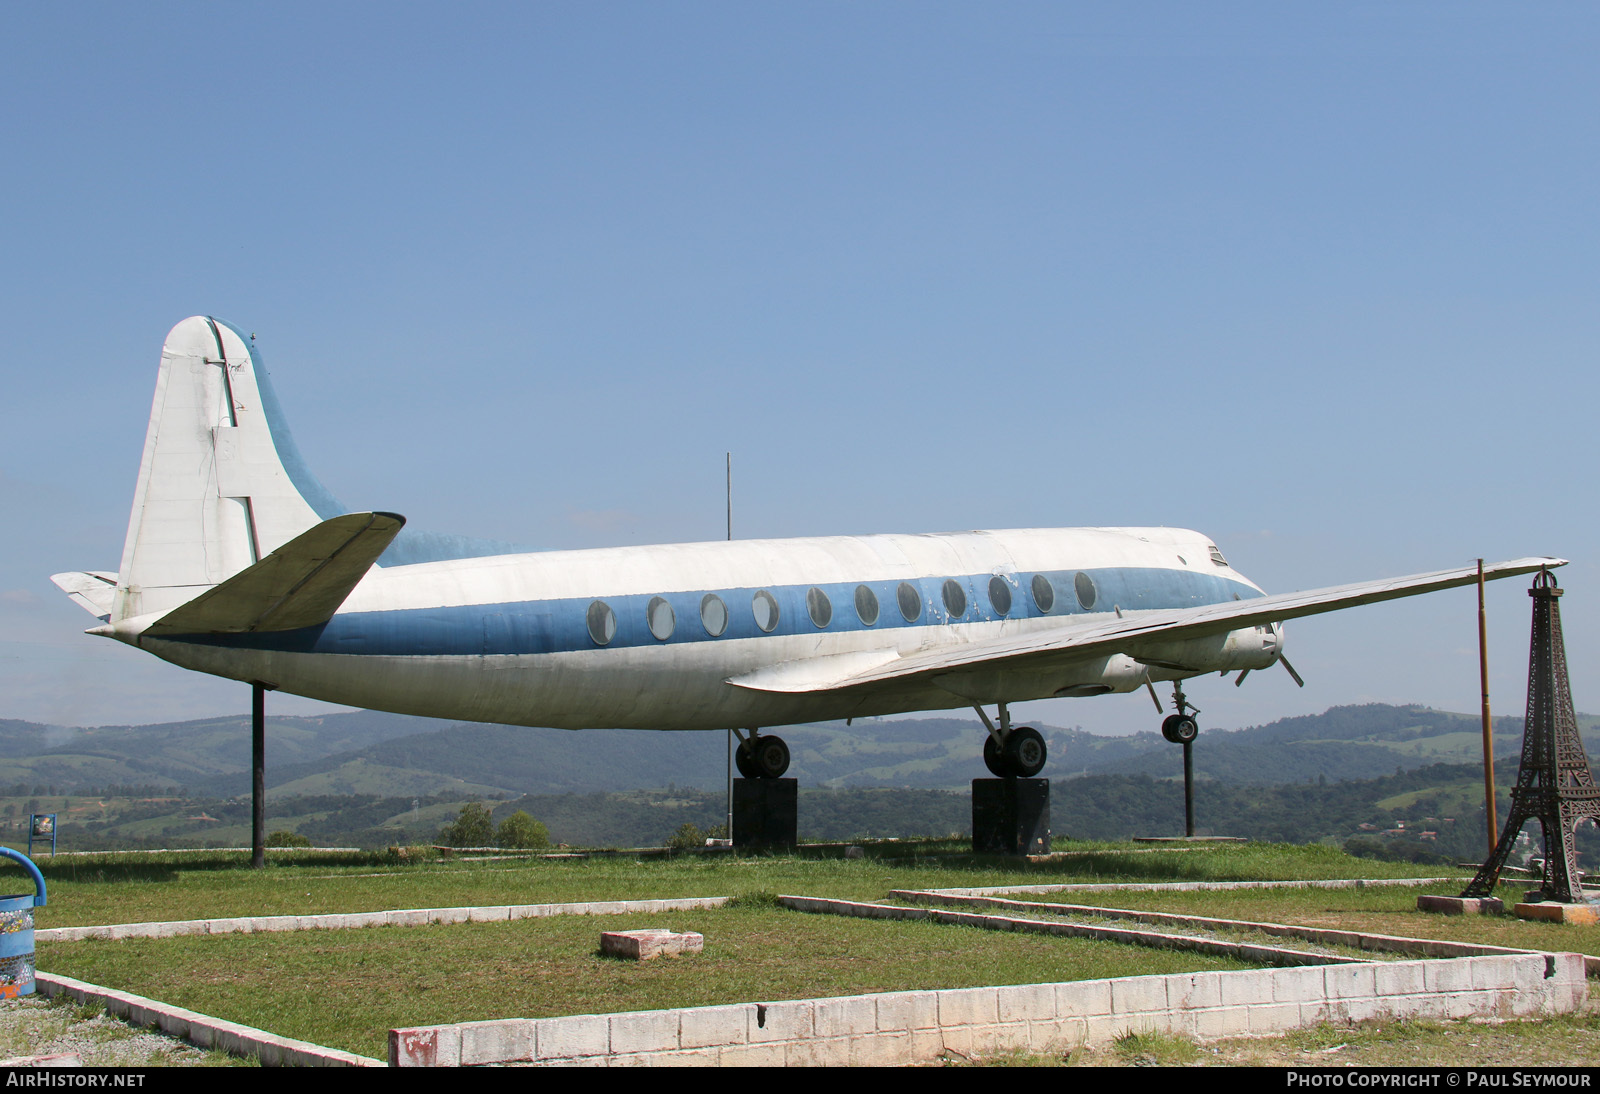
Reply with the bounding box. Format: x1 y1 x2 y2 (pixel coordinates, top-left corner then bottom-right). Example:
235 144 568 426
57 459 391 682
1478 560 1498 854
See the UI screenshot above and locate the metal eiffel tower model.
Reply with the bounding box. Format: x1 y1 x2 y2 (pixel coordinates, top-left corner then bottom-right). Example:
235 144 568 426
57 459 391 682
1463 570 1600 903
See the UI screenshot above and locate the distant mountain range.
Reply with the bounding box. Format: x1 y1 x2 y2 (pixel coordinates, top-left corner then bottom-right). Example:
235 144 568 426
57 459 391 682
0 703 1594 799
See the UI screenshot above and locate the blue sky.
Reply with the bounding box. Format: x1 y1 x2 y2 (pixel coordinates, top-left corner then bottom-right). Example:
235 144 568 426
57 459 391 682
2 3 1596 737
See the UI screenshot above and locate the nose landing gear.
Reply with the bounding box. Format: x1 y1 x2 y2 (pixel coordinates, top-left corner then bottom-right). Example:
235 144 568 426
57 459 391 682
1159 682 1201 742
1161 712 1198 743
1157 682 1200 837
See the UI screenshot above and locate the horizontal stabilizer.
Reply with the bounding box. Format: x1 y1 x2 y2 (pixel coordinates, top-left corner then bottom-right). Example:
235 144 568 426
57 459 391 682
144 512 405 636
50 571 119 620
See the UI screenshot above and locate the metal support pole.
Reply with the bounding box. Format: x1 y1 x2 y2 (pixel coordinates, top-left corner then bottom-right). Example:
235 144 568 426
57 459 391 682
1478 560 1498 854
725 453 733 842
251 683 265 869
1182 739 1195 837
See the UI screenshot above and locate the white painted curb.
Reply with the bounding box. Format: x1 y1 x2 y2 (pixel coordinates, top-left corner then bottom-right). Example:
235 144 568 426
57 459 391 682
38 896 730 942
389 951 1588 1066
38 973 383 1067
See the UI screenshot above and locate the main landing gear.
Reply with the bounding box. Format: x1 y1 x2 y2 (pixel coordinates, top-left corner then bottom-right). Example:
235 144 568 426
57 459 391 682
733 730 790 779
973 702 1047 778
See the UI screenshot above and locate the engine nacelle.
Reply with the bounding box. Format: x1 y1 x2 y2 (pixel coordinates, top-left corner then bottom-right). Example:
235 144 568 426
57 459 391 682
1128 622 1281 674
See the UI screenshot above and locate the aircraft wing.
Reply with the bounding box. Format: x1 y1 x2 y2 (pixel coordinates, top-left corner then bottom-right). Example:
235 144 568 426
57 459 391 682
728 556 1566 695
143 512 406 636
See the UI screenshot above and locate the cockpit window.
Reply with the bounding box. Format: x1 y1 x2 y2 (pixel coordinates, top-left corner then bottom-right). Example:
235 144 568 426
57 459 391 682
1208 545 1229 567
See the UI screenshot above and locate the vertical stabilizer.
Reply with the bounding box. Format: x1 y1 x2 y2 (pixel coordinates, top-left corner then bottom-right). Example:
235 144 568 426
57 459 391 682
114 317 344 621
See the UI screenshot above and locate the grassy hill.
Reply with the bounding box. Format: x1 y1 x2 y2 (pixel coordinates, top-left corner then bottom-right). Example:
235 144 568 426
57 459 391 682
0 711 442 791
3 703 1595 801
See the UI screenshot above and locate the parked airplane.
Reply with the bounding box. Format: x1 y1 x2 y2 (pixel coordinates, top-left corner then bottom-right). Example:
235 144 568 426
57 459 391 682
54 317 1564 780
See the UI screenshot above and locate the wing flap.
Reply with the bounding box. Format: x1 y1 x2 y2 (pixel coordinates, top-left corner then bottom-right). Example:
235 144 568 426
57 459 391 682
732 556 1565 696
726 648 903 693
144 512 405 636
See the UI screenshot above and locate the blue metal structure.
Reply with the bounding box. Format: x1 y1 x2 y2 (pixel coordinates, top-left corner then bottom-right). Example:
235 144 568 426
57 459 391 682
0 847 47 998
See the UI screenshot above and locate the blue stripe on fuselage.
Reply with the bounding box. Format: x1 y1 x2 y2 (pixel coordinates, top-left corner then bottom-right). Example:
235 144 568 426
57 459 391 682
165 565 1262 656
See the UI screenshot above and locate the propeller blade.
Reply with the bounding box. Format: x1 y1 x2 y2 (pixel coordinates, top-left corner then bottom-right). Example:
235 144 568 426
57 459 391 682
1234 668 1251 688
1280 655 1306 688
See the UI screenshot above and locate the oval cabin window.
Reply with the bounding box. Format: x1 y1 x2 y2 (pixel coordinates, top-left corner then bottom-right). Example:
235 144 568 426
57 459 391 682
1074 571 1098 611
586 600 617 646
988 576 1012 616
700 593 728 637
646 596 675 641
806 587 833 628
942 579 967 619
1031 574 1055 613
855 584 879 626
752 590 780 633
897 582 922 622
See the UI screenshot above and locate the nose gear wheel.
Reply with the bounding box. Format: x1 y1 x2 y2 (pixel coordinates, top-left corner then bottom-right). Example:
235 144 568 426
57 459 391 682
1161 714 1198 743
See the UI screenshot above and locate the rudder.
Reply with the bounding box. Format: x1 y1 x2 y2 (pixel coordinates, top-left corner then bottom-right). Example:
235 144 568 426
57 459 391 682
113 317 344 621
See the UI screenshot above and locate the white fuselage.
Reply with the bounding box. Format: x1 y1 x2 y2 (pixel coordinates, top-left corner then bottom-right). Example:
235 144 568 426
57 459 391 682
129 524 1279 731
65 319 1557 748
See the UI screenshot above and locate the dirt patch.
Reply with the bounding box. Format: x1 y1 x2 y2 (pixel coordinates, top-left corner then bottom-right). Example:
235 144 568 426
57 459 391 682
0 995 246 1067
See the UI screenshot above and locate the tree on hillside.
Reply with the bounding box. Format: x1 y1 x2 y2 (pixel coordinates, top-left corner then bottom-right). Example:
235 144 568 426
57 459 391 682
439 802 495 847
496 810 550 849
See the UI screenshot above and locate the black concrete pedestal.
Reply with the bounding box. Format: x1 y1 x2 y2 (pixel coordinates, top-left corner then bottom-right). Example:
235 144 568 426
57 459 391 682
733 778 797 852
972 778 1050 855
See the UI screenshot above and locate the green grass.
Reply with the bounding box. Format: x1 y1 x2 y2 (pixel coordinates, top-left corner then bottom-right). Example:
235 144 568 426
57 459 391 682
1244 1013 1600 1068
1110 1028 1203 1066
1373 779 1489 811
983 1014 1600 1067
12 840 1443 929
19 840 1577 1062
39 904 1255 1059
1019 879 1600 956
919 901 1399 964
